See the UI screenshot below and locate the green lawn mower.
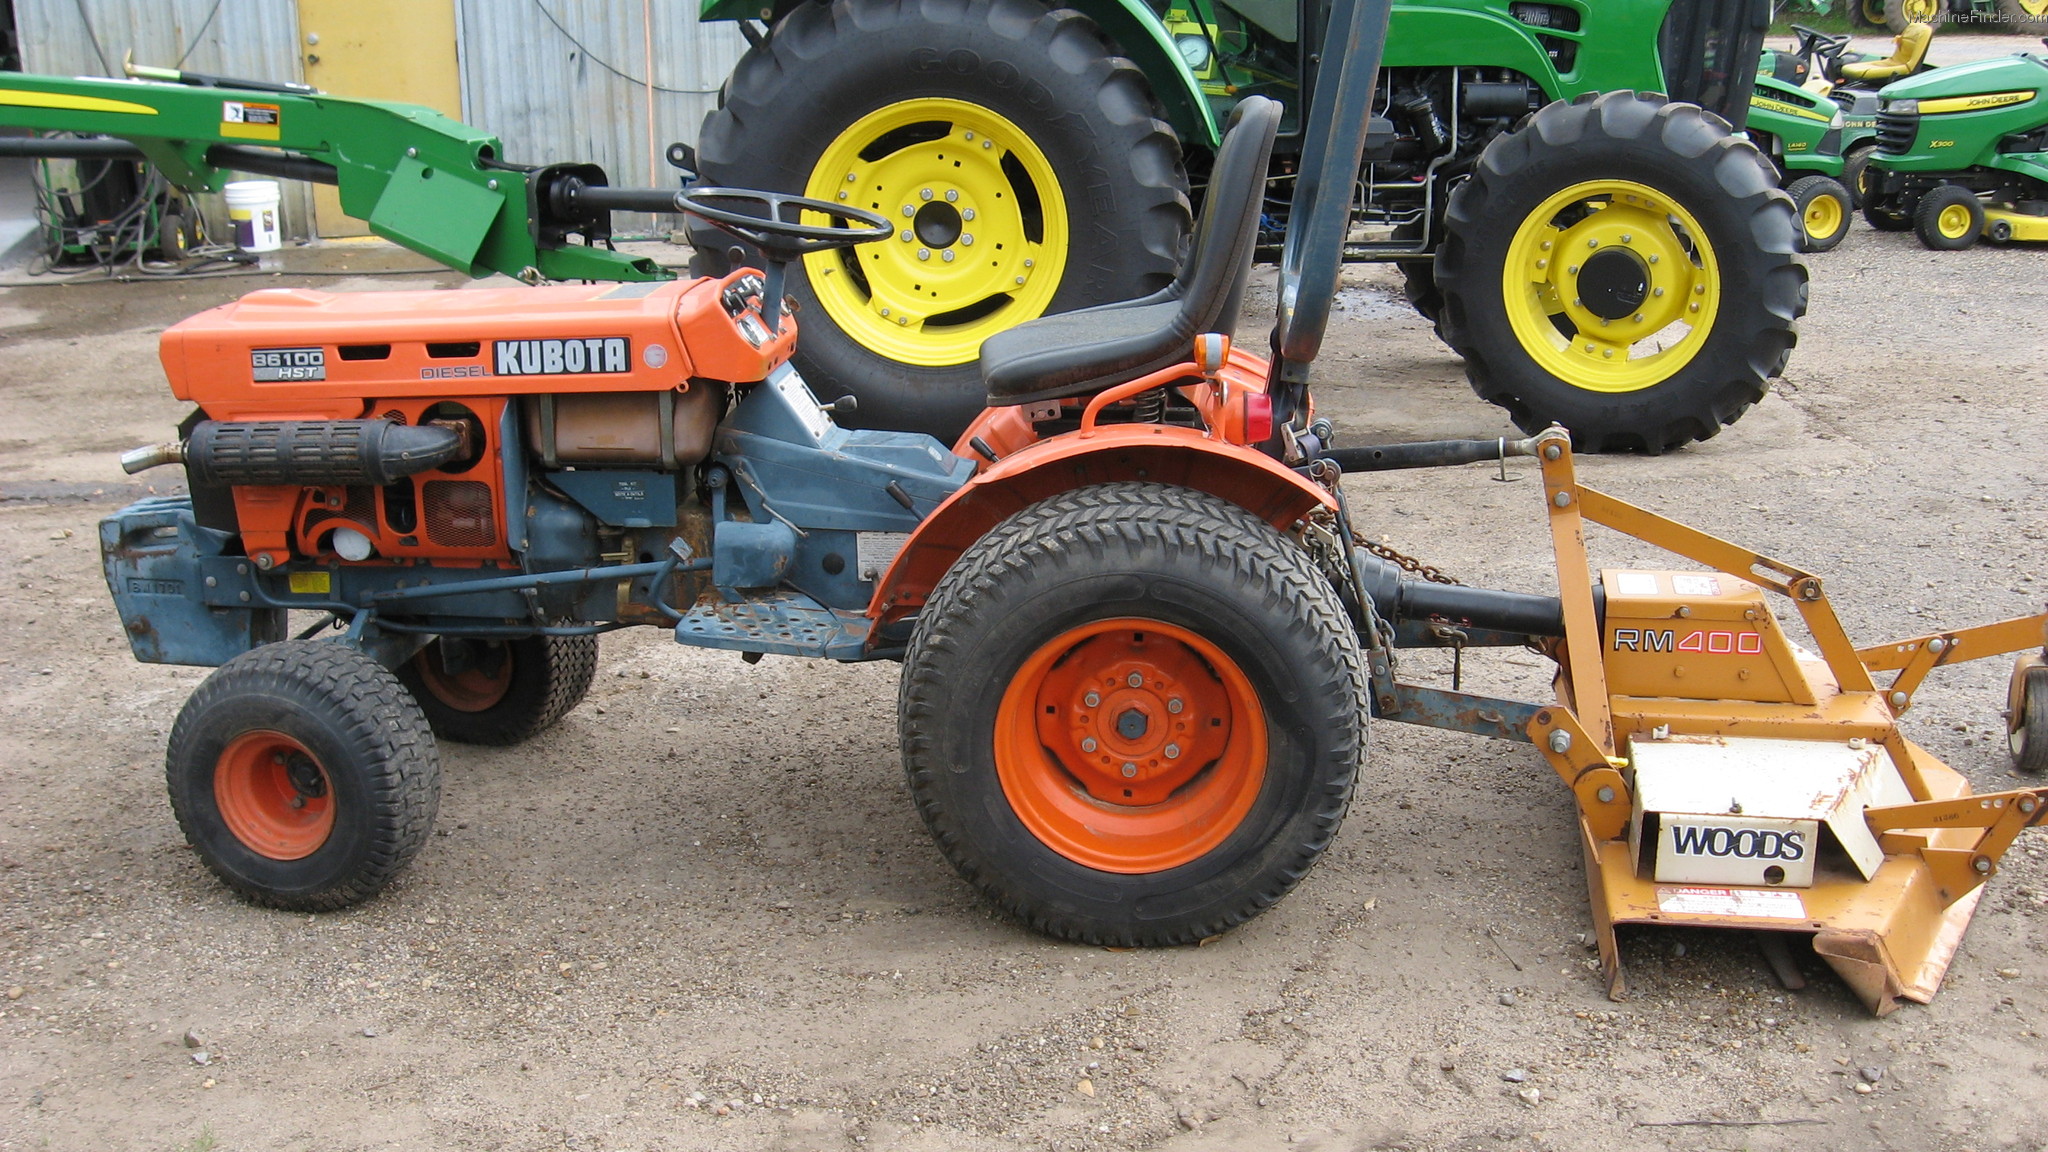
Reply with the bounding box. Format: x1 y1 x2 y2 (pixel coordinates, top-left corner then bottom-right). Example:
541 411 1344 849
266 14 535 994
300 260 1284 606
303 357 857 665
1747 73 1860 250
1864 42 2048 247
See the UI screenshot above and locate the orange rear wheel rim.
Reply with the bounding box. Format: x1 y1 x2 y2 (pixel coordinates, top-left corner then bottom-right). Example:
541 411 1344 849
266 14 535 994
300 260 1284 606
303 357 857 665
413 641 514 712
214 731 335 860
995 619 1267 873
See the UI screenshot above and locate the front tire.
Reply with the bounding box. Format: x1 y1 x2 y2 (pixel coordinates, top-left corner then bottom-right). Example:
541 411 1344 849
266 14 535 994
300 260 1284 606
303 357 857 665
696 0 1191 442
899 483 1366 945
1786 175 1853 253
166 641 440 911
1914 186 1984 250
397 634 598 746
2009 660 2047 775
1436 92 1807 453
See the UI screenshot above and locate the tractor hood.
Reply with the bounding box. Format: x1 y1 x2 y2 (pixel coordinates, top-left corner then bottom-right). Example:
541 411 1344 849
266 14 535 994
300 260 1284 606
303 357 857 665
1879 53 2048 103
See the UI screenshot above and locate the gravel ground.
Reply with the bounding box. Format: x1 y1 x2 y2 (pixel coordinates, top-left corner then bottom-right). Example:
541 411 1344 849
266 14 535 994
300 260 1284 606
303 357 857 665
1 196 2045 1151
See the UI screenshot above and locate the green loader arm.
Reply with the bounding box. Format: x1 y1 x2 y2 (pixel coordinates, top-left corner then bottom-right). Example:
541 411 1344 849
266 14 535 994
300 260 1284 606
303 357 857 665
0 71 674 283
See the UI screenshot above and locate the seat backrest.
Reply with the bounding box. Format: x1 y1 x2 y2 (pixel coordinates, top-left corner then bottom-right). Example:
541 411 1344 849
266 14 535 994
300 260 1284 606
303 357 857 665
1175 96 1283 338
1896 22 1932 71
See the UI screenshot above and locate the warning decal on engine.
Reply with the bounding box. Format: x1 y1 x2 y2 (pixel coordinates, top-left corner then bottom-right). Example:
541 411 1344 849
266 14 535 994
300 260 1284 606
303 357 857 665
251 347 325 382
1655 886 1806 920
493 337 631 376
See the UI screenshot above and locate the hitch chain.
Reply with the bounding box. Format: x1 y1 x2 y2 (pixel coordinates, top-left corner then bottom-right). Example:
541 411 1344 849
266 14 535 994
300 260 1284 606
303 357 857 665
1353 534 1462 587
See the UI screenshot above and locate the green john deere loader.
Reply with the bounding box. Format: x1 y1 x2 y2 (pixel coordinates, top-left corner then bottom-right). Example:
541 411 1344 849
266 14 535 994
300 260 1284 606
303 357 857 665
692 0 1808 455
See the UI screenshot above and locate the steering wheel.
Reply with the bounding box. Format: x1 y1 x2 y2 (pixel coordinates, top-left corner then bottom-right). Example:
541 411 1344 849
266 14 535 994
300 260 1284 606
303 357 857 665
676 187 892 260
1790 24 1850 61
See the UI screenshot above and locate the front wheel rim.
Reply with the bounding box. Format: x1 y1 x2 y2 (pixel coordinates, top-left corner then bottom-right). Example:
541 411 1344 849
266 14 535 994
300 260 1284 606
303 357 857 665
1938 203 1976 240
1501 179 1723 395
803 98 1069 367
995 619 1267 873
1804 192 1845 242
412 640 514 712
215 731 335 860
1903 0 1940 20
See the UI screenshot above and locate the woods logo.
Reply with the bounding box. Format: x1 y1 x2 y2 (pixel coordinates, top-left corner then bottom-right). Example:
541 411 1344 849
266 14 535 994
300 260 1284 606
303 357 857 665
1612 628 1763 654
1670 824 1806 861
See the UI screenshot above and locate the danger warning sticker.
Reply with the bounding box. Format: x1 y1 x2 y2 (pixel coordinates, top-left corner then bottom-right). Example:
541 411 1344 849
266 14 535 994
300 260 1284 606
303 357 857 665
1655 886 1806 920
221 101 282 141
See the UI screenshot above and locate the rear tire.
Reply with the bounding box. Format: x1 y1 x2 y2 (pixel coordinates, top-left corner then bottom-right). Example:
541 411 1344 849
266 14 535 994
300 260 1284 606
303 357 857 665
1436 91 1807 454
397 635 598 746
1996 0 2048 34
1841 143 1876 208
899 483 1366 945
1884 0 1941 33
695 0 1191 442
1913 186 1983 250
166 641 440 911
1786 175 1853 252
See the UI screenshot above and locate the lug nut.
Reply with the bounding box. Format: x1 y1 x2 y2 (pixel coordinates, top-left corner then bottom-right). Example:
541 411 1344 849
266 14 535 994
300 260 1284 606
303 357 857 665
1082 738 1098 753
964 131 974 141
941 250 954 262
1567 264 1580 275
920 188 933 201
837 191 848 200
945 189 958 202
917 248 930 261
963 208 976 221
1620 233 1632 243
880 308 891 317
902 205 915 217
1015 276 1026 284
960 234 974 246
1167 698 1184 714
900 230 913 242
1164 743 1181 759
1084 692 1101 708
1127 672 1143 688
1121 763 1137 778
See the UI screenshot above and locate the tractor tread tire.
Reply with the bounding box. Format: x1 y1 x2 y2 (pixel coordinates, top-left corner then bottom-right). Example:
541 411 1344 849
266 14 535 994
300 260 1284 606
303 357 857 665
399 634 598 746
899 482 1366 947
167 640 440 911
1436 90 1807 454
696 0 1191 441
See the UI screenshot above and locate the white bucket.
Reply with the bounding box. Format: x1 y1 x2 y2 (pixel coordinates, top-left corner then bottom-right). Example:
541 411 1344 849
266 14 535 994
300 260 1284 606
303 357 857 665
223 180 283 253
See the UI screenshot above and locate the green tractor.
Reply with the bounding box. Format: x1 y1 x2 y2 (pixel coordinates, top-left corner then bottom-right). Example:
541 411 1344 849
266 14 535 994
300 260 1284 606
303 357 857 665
1857 0 2047 35
1746 73 1860 251
1863 42 2048 247
691 0 1806 454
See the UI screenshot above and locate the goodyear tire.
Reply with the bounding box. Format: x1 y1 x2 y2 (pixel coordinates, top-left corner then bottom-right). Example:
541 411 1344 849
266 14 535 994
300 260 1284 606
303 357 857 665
2012 662 2048 776
166 640 440 911
695 0 1191 443
1914 185 1984 250
1786 175 1853 253
397 635 598 746
1435 92 1807 454
899 483 1366 945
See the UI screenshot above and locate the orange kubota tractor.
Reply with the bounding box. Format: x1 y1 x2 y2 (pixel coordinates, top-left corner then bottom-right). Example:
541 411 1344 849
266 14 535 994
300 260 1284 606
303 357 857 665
101 0 2047 1014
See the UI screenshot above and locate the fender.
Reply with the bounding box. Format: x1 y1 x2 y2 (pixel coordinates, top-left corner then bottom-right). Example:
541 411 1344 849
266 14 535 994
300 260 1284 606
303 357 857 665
866 423 1333 626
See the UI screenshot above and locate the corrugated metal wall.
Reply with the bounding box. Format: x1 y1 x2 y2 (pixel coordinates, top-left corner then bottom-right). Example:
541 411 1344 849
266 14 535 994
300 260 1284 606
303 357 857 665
14 0 317 237
13 0 750 244
456 0 746 236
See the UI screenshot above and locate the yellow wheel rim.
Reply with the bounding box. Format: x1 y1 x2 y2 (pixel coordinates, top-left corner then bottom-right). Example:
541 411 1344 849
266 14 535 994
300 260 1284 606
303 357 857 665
2022 0 2048 15
1803 192 1844 243
1902 0 1939 20
1938 202 1976 240
1501 179 1721 395
801 99 1068 367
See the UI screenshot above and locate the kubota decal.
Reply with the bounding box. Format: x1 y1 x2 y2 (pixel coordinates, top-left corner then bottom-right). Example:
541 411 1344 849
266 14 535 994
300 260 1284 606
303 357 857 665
493 337 631 376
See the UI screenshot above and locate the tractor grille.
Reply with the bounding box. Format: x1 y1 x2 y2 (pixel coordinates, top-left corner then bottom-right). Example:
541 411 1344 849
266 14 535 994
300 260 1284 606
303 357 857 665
1876 110 1919 155
422 480 495 548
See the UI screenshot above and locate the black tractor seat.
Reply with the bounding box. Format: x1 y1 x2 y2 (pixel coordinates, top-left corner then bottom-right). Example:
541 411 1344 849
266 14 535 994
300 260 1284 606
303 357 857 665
979 97 1283 408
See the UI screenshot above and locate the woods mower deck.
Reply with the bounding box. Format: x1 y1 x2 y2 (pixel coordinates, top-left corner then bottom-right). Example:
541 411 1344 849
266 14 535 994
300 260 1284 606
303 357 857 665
83 0 2048 1014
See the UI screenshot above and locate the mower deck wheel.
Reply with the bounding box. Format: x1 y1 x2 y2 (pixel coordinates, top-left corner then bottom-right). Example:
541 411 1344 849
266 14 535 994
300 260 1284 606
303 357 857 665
2012 663 2048 776
1786 175 1853 253
398 634 598 746
1914 186 1984 251
899 482 1366 946
166 640 440 911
